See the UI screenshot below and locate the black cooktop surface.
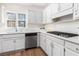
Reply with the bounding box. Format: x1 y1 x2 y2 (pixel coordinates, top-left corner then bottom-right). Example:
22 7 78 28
47 31 79 38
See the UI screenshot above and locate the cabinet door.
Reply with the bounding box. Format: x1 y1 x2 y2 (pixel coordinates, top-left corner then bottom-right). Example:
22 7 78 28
46 38 51 56
43 9 47 24
51 42 64 56
59 3 73 11
65 48 79 56
46 6 52 24
40 33 46 51
15 38 25 50
51 3 59 15
0 40 2 53
2 39 14 52
74 3 79 19
43 3 59 24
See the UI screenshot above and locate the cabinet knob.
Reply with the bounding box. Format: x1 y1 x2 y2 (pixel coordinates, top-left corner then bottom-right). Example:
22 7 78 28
76 48 79 50
14 40 16 43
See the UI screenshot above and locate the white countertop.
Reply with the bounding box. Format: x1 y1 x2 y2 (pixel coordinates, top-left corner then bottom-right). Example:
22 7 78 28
41 32 79 45
0 29 47 35
0 29 79 45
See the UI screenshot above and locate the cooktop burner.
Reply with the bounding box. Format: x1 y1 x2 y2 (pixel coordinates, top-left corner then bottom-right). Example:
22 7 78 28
47 31 79 38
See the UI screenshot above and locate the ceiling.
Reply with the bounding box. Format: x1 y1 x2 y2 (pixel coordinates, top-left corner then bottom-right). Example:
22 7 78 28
19 3 50 9
1 3 50 10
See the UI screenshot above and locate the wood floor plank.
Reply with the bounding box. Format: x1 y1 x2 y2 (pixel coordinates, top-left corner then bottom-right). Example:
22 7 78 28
0 48 47 56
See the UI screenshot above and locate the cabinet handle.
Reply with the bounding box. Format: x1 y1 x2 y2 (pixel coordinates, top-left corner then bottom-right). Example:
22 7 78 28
76 48 79 51
75 13 77 15
51 43 53 48
14 40 16 43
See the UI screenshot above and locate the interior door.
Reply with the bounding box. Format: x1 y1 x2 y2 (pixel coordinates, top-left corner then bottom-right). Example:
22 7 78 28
51 42 64 56
65 48 79 56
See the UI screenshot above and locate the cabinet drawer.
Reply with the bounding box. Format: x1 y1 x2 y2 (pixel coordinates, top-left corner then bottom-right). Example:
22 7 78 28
0 34 25 39
65 41 79 53
40 33 46 37
52 37 64 45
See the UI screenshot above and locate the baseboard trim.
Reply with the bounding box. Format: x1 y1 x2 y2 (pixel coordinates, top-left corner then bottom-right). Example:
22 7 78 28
39 47 48 56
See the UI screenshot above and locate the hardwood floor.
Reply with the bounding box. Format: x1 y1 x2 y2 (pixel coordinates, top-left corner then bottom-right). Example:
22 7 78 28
0 48 47 56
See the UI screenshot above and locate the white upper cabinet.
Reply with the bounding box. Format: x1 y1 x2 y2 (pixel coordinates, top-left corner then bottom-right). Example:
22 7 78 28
43 3 74 24
73 3 79 20
43 3 59 24
59 3 73 11
52 3 73 19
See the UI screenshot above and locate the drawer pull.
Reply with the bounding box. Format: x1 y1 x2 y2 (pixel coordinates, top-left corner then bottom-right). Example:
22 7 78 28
76 48 79 50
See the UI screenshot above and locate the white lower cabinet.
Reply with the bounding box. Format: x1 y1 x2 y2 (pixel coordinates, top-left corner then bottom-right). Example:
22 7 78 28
46 38 51 56
2 39 14 52
15 38 25 50
51 42 64 56
40 33 46 52
0 40 2 53
40 33 64 56
1 34 25 53
39 33 79 56
65 48 79 56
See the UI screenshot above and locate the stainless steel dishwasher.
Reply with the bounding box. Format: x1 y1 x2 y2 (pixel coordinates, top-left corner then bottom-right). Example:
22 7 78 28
25 33 37 49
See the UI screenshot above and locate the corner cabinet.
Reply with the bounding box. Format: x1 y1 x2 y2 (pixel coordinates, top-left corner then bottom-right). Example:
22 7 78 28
40 33 64 56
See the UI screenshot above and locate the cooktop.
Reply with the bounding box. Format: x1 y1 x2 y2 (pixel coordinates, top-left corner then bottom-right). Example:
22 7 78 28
47 31 79 38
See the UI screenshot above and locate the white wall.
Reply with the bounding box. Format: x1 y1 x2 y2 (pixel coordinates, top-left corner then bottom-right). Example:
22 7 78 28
0 3 43 33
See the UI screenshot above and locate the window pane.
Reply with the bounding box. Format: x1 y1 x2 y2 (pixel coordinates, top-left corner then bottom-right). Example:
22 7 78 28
7 12 16 20
18 14 26 21
7 20 16 27
18 21 25 27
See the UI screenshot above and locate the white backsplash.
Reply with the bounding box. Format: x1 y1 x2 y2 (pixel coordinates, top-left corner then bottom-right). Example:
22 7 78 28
45 20 79 34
